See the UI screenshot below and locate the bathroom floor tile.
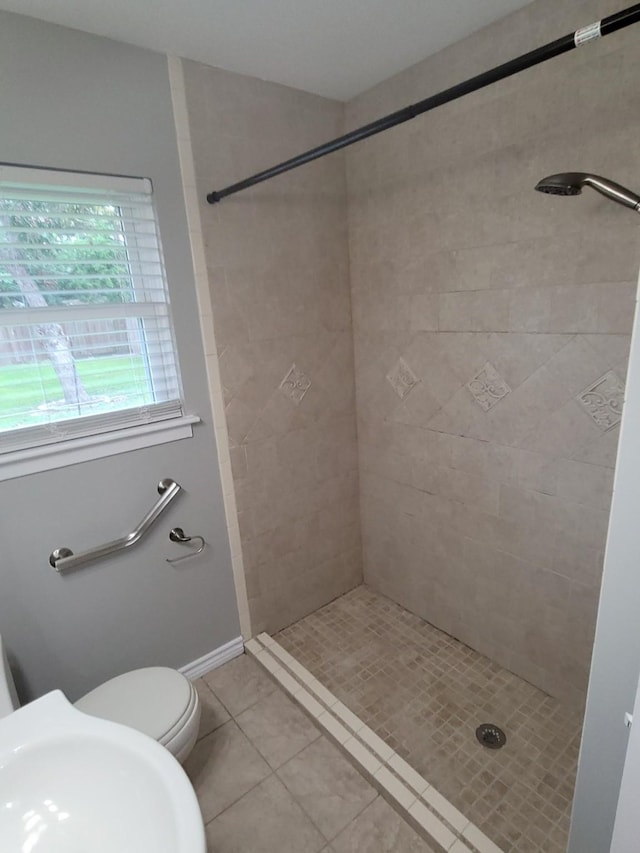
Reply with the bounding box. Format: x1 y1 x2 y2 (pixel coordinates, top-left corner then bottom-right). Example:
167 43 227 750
195 678 231 739
278 584 582 853
277 736 377 840
331 797 439 853
236 686 321 769
204 775 326 853
185 719 271 822
190 653 437 853
203 653 276 716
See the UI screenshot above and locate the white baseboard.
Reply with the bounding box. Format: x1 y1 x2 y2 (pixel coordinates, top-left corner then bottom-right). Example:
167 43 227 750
179 635 244 680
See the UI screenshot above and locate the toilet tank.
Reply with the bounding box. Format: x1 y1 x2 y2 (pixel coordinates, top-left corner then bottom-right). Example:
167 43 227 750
0 635 19 717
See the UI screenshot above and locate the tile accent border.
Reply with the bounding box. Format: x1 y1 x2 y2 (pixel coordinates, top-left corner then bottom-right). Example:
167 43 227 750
246 634 504 853
167 55 251 639
179 635 245 680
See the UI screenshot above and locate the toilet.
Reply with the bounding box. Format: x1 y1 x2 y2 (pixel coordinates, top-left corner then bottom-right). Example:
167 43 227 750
0 635 200 764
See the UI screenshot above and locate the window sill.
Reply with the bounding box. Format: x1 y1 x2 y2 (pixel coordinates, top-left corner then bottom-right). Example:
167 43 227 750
0 414 201 482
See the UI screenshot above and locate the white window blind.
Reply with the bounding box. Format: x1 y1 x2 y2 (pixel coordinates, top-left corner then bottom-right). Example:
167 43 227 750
0 165 184 454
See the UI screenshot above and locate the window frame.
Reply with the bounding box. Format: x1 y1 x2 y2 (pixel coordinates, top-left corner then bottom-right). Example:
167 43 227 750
0 164 199 482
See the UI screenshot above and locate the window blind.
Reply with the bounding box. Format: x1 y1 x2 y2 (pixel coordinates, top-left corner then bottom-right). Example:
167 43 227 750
0 166 183 453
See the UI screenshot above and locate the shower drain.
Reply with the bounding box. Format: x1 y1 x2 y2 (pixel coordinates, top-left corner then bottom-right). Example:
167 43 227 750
475 723 507 749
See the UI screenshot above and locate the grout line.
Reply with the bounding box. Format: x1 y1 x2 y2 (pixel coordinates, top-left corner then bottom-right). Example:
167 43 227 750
248 634 505 853
462 824 505 853
408 799 458 851
244 637 263 656
275 757 381 848
196 720 277 827
450 842 475 853
201 770 272 829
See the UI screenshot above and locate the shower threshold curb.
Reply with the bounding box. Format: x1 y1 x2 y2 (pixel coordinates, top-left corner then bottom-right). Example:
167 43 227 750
246 633 504 853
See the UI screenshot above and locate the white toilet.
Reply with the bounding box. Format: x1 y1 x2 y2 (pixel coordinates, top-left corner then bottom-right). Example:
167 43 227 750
0 636 200 764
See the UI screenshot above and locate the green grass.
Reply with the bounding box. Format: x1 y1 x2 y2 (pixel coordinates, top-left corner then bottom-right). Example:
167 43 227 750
0 355 151 431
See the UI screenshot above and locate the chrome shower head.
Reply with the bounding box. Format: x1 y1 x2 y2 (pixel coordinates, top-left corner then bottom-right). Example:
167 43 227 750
535 173 640 212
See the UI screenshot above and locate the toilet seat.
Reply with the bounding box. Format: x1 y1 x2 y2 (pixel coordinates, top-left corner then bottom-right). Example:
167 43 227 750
74 667 200 763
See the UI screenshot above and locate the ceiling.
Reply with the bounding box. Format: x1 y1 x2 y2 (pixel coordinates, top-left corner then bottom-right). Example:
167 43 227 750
0 0 535 100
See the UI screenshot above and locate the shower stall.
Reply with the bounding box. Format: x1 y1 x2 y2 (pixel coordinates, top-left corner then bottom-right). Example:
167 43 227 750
181 1 640 851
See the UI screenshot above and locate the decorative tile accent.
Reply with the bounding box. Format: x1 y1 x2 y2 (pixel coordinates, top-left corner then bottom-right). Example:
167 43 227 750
467 361 511 411
279 364 311 405
576 370 624 431
387 358 420 399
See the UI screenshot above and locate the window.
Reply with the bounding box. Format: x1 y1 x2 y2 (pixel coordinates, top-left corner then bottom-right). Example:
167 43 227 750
0 165 195 475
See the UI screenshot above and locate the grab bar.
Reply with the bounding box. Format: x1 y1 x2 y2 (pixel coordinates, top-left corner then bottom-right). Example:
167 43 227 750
49 478 182 573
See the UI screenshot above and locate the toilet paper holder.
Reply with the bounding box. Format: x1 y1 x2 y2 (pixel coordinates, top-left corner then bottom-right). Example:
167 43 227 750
166 527 206 564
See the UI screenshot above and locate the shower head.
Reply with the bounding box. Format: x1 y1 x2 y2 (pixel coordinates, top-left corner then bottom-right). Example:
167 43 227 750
535 173 640 212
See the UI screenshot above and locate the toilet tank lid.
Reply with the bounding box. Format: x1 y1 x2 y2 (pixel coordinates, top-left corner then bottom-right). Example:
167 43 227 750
74 667 193 741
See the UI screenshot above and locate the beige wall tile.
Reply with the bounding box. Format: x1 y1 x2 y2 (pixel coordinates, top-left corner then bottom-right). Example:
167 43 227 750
346 0 640 707
557 459 615 511
183 62 362 634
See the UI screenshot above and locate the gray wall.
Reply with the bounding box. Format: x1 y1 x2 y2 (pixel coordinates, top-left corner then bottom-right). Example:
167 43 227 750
0 12 240 702
569 274 640 852
345 0 640 710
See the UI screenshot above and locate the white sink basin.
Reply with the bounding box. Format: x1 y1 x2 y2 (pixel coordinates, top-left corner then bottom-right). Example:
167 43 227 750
0 690 205 852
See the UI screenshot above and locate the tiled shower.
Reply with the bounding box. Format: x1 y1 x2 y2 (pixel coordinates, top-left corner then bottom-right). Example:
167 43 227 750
180 0 640 848
346 0 638 709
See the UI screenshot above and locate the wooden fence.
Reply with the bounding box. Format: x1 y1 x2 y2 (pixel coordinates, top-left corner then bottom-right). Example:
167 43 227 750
0 318 143 363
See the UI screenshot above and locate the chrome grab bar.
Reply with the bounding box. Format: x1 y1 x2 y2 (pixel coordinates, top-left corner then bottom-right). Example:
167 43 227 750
49 478 182 573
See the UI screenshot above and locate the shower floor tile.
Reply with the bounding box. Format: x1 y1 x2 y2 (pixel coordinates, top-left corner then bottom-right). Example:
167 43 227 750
277 585 582 853
189 653 438 853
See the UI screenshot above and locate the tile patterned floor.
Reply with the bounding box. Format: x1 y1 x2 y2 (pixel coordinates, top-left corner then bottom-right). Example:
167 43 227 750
278 585 583 853
188 653 439 852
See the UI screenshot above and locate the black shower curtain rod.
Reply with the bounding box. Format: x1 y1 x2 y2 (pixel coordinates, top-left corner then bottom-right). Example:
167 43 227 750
207 3 640 204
